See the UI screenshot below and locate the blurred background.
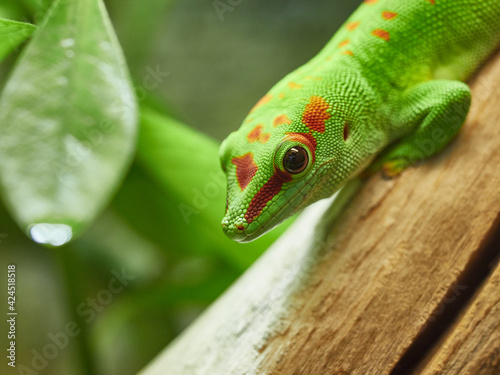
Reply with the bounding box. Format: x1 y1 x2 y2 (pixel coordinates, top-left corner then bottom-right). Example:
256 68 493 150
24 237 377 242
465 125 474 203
0 1 357 374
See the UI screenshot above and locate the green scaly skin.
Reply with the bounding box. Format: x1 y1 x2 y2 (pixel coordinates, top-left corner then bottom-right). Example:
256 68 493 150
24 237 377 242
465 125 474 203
220 0 500 243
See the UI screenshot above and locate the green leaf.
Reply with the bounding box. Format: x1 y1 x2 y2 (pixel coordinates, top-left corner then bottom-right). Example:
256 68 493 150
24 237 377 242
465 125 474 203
20 0 53 22
112 107 290 270
0 0 137 245
0 18 36 62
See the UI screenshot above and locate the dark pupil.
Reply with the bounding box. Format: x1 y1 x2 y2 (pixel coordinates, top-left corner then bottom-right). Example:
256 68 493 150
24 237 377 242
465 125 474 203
283 146 308 174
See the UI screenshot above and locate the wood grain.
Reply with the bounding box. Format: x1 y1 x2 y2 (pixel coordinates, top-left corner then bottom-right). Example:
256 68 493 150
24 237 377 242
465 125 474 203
418 259 500 375
141 50 500 375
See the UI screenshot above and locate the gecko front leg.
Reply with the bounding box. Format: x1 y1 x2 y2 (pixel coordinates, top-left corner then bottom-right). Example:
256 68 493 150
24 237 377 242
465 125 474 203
375 80 472 178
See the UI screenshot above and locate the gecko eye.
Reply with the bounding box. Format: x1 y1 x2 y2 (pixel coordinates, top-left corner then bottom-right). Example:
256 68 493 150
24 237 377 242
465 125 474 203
283 146 309 174
274 134 314 178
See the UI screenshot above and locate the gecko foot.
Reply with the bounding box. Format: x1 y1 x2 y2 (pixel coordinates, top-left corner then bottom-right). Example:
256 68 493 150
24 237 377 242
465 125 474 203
381 159 408 179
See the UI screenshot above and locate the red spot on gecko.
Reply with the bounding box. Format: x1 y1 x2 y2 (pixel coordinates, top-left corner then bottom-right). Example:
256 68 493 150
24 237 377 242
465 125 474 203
250 94 272 113
427 0 436 4
288 82 302 90
302 96 331 133
273 114 292 127
339 39 350 47
231 153 258 191
346 21 360 31
382 11 398 20
245 173 292 224
372 29 390 41
342 50 354 56
278 93 285 99
247 124 270 143
364 0 379 4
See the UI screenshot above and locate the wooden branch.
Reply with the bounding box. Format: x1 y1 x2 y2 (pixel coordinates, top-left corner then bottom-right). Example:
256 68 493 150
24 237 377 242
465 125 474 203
140 50 500 375
418 258 500 374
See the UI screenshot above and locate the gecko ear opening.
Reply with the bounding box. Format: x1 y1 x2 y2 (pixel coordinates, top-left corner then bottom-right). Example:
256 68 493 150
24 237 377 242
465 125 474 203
343 122 350 141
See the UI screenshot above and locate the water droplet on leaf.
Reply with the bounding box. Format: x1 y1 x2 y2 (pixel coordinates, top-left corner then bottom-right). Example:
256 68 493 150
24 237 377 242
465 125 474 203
28 223 73 246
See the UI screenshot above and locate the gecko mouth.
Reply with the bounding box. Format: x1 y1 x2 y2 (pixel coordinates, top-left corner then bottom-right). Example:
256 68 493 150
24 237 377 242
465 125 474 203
222 201 298 243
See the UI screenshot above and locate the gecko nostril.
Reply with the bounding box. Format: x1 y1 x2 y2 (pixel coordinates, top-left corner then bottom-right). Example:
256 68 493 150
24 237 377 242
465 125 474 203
236 225 245 231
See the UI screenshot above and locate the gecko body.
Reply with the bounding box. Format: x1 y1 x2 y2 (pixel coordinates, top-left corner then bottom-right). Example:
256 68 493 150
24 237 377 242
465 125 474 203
220 0 500 242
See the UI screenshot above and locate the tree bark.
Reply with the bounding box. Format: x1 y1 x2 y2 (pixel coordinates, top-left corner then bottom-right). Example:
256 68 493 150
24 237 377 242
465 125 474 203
140 50 500 375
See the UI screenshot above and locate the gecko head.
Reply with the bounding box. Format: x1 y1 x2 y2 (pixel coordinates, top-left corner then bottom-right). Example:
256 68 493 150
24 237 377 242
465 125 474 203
220 78 375 243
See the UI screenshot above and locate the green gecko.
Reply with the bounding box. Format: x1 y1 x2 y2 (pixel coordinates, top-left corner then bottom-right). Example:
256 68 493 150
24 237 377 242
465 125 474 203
219 0 500 243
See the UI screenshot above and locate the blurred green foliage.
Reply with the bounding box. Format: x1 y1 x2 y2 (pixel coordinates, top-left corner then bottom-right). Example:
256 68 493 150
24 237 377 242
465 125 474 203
0 19 35 62
0 0 357 374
